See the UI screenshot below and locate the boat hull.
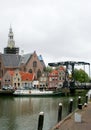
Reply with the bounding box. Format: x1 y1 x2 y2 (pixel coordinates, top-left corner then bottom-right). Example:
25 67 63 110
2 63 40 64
13 89 63 97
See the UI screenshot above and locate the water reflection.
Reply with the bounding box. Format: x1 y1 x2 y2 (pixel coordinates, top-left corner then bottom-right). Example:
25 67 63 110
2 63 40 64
0 96 81 130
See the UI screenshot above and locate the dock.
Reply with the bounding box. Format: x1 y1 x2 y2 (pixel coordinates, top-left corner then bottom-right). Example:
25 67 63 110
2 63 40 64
51 102 91 130
0 89 14 95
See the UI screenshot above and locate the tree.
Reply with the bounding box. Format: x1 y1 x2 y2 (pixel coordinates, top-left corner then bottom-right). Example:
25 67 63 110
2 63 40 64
74 68 90 83
44 66 53 73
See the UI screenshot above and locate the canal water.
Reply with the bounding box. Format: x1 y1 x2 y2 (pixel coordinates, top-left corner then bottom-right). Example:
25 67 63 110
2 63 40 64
0 95 86 130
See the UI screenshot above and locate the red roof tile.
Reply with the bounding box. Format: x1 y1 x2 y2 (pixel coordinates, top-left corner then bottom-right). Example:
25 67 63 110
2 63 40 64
8 70 14 76
49 70 58 76
7 70 34 81
19 71 34 81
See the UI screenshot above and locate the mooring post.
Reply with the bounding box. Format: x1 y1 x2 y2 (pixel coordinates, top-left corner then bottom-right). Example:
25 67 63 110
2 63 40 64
78 96 81 104
38 112 44 130
85 94 88 104
68 98 73 114
78 96 82 109
58 103 62 122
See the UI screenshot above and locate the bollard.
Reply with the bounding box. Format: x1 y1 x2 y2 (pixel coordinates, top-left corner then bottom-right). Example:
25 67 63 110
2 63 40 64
38 112 44 130
90 94 91 101
77 96 81 109
78 96 81 104
85 94 88 104
78 104 82 109
84 103 87 107
68 98 73 114
58 103 62 122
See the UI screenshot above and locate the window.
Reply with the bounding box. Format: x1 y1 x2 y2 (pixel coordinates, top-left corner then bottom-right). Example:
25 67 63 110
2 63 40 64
33 61 37 67
29 69 32 73
37 69 41 78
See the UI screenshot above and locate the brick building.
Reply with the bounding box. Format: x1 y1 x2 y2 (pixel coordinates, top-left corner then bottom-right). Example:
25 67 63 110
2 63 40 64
0 27 45 88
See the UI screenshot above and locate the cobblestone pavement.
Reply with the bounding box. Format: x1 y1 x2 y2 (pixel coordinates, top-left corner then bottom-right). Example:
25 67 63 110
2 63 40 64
51 102 91 130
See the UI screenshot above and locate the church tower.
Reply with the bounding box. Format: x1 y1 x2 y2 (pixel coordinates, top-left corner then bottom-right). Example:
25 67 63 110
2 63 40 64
4 26 19 54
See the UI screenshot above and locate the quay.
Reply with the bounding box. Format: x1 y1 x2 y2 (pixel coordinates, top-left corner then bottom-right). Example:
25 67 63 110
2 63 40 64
51 102 91 130
0 89 14 95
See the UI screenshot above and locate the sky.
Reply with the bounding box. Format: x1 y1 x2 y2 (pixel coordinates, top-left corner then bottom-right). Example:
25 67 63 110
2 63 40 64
0 0 91 73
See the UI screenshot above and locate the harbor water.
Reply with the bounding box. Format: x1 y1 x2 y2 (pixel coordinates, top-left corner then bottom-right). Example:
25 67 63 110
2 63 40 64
0 95 86 130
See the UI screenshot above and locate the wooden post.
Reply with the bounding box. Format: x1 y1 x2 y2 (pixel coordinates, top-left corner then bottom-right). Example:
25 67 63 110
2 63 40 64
85 94 88 104
77 96 81 108
78 104 82 109
38 112 44 130
58 103 62 122
78 96 81 104
77 96 82 109
68 99 73 114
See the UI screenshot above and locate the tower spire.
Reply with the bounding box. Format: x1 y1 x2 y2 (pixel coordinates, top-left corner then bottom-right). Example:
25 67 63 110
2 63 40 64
4 26 19 54
7 25 15 48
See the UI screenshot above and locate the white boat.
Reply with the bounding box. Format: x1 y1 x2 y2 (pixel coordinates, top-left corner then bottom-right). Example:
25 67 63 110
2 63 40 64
13 88 63 97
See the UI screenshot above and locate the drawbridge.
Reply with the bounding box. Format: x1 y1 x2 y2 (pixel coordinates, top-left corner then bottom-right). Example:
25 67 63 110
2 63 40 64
48 61 90 93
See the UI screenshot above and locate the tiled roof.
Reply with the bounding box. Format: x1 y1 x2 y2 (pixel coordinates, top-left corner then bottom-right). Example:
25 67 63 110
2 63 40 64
1 52 45 68
20 53 45 66
19 53 32 65
1 54 21 67
8 70 14 76
6 70 34 81
49 70 58 76
19 71 34 81
59 66 65 71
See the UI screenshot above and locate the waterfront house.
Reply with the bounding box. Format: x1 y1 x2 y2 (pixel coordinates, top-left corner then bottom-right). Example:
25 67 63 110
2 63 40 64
58 66 66 87
39 72 48 88
2 70 14 87
48 66 65 89
48 70 58 88
2 70 34 89
13 70 34 88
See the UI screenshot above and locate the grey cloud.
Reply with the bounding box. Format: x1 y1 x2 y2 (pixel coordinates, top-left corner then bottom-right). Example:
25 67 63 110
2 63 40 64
0 0 91 66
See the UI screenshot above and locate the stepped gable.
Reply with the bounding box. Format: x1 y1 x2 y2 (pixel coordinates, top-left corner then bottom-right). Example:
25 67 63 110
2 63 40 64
8 70 14 76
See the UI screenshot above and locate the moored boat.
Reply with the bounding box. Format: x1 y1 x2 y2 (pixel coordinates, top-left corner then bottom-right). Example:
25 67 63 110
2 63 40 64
13 88 63 97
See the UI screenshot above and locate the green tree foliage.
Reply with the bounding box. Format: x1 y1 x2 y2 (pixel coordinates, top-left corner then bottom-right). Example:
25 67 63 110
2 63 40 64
74 68 90 83
44 66 53 73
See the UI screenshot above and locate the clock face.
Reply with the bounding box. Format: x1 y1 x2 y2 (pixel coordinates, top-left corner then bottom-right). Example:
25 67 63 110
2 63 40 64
8 40 15 48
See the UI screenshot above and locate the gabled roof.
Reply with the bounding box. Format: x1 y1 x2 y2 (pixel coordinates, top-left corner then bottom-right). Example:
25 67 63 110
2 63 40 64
19 53 45 67
1 54 21 67
59 66 65 71
49 70 58 76
1 52 45 68
19 71 34 81
19 53 32 65
8 70 15 76
6 70 34 81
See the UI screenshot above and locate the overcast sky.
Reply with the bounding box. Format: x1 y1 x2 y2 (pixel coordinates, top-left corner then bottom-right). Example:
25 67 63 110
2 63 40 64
0 0 91 70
